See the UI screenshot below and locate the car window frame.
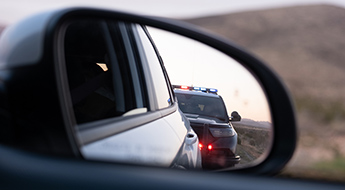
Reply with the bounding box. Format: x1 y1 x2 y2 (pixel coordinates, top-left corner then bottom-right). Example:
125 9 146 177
131 24 176 111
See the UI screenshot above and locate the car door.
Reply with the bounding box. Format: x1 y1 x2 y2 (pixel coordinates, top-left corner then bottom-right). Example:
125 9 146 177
130 24 201 168
62 19 200 168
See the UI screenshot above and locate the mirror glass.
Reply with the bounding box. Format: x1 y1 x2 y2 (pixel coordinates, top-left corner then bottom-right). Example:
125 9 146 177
148 27 273 168
61 19 272 170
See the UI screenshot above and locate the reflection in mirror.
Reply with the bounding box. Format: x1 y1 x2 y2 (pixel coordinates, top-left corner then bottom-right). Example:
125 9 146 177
148 27 273 169
64 20 148 124
63 20 201 170
62 19 272 171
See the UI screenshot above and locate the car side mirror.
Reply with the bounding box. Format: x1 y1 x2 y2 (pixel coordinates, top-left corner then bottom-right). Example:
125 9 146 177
230 111 241 122
0 7 296 175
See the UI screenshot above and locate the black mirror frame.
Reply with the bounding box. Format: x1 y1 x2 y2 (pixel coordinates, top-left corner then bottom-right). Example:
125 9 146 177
44 7 296 175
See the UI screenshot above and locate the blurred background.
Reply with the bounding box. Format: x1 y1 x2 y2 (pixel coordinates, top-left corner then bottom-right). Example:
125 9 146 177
181 4 345 182
1 0 345 182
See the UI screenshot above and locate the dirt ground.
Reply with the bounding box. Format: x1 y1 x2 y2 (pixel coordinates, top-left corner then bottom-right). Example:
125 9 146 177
233 123 271 165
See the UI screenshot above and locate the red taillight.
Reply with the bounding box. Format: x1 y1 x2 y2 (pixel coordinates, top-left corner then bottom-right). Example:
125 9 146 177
207 144 213 150
181 85 188 90
198 143 203 150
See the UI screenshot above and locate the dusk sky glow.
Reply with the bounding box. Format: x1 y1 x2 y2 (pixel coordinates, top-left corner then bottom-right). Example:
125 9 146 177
1 0 345 25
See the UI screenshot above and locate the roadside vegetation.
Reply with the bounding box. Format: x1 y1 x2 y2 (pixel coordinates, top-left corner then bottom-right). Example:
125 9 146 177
295 97 345 124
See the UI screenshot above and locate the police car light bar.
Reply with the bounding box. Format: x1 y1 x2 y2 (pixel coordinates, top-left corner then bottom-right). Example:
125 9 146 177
173 85 218 94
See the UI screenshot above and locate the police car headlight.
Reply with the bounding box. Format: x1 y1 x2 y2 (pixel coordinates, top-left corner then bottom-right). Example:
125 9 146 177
209 127 235 137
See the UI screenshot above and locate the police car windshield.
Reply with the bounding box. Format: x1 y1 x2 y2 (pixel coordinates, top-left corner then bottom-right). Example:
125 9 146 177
176 93 227 121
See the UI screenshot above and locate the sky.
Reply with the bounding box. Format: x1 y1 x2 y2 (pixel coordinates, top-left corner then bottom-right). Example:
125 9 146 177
1 0 345 25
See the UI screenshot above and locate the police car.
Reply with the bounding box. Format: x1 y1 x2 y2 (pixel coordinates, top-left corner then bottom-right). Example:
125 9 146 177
174 85 241 169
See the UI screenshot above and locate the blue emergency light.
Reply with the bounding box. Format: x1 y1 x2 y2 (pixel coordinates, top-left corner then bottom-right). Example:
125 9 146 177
209 88 218 93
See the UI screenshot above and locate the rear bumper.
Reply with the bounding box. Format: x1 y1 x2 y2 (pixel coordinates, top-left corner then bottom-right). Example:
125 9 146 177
202 153 241 169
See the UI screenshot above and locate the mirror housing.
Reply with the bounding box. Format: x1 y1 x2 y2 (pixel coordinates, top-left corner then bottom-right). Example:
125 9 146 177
0 7 296 175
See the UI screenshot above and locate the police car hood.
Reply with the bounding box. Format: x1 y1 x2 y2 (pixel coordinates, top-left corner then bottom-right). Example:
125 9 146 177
184 113 229 127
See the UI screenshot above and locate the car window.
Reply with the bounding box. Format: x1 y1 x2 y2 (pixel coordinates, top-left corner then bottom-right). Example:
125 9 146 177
135 25 172 109
176 93 227 120
64 20 147 124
